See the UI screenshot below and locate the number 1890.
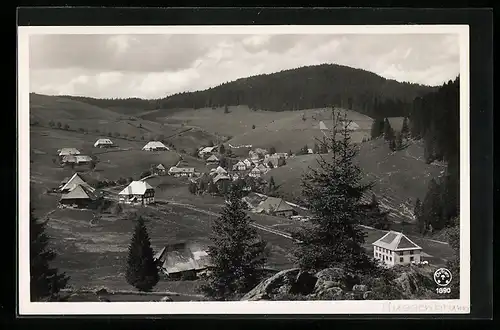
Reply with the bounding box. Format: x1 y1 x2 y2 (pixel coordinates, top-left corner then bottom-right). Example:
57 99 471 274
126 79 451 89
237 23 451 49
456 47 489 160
435 287 451 294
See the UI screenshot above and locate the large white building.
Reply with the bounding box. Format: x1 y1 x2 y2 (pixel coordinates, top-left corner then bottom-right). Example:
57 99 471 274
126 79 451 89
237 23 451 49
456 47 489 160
372 231 422 267
94 138 114 148
118 181 155 205
142 141 169 151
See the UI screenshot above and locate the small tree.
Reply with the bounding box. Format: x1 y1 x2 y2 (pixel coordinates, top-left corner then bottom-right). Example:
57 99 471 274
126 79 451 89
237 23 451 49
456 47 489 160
383 118 393 141
188 181 198 195
389 138 397 151
224 105 229 114
200 185 267 300
48 120 55 128
64 124 70 130
56 122 62 129
267 161 274 169
269 146 277 155
396 131 403 150
219 144 226 155
30 207 70 301
313 143 320 154
207 140 214 147
401 117 410 137
266 176 280 197
252 124 256 129
288 150 293 157
125 215 159 292
302 113 306 121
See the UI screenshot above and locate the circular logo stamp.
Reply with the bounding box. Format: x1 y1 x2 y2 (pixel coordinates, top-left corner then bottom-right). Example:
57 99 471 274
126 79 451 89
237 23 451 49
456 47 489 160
433 268 453 287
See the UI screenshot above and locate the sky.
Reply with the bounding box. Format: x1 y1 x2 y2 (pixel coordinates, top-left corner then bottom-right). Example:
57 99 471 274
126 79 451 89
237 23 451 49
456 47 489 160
29 33 460 99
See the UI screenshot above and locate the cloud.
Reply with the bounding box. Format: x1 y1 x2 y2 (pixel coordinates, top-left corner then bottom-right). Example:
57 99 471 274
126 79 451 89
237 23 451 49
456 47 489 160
29 33 460 99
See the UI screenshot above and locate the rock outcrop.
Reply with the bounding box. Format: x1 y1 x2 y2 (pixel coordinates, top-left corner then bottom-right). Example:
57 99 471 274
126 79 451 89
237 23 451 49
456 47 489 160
241 264 438 301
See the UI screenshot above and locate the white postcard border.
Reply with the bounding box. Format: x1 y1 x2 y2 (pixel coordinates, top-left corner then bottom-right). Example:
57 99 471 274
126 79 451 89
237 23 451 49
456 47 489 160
17 24 471 315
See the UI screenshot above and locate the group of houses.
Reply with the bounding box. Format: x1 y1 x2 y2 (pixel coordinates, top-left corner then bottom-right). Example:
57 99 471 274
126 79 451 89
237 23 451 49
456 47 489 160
58 173 102 209
58 148 94 167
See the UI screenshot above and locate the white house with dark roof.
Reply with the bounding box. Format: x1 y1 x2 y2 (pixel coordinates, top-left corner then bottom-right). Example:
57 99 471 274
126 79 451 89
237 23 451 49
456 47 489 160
118 181 155 205
198 146 218 158
243 159 253 168
372 231 422 267
232 160 247 171
93 138 114 148
168 166 195 177
59 173 94 193
58 148 81 157
205 154 220 166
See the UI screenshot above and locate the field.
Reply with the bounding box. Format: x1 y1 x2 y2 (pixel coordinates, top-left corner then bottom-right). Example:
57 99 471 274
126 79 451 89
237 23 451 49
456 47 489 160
28 94 454 297
264 138 445 224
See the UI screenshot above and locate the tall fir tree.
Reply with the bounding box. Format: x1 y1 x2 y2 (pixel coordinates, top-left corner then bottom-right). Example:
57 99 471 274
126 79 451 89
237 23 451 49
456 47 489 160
414 198 424 233
30 207 70 301
125 215 159 292
370 117 384 139
383 118 393 141
219 144 226 155
401 117 410 137
293 109 378 274
361 194 391 230
266 176 280 197
421 179 443 233
313 142 320 154
200 185 267 300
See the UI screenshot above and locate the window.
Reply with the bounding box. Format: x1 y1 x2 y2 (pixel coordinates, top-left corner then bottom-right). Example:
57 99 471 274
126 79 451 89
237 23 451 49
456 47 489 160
390 257 392 262
410 256 414 262
399 257 403 262
410 250 414 255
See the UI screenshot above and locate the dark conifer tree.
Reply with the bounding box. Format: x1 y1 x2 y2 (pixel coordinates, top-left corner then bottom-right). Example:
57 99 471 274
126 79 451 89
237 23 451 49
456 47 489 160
200 185 267 300
293 109 378 274
401 117 410 137
361 194 391 230
269 146 277 155
420 179 442 233
30 207 70 301
383 118 392 141
313 143 320 154
219 144 226 155
125 215 159 292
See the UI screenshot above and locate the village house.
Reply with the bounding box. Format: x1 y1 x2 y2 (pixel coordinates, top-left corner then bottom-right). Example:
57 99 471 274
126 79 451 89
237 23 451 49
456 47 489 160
168 166 195 177
275 152 289 159
59 184 101 209
249 167 262 178
232 160 247 171
254 197 297 218
243 159 253 168
154 164 166 176
372 231 423 267
264 154 285 168
59 173 95 193
142 141 169 151
118 181 155 205
93 138 114 148
205 154 220 166
198 146 218 159
256 163 269 174
58 148 81 157
242 192 268 210
154 242 212 280
61 154 93 166
211 166 228 176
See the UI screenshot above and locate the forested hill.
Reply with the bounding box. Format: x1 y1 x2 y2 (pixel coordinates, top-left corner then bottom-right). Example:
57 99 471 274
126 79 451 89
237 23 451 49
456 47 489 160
49 64 436 118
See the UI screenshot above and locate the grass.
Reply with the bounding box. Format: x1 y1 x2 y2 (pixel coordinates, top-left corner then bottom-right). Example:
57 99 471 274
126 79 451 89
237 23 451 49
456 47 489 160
265 138 444 224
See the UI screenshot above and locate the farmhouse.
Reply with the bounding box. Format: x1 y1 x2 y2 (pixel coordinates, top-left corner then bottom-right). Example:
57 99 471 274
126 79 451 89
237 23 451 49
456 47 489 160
168 166 195 177
93 138 114 148
154 242 212 280
232 160 247 171
213 173 231 184
264 154 285 168
212 166 228 176
142 141 169 151
61 154 93 166
242 192 268 210
59 184 101 209
243 159 253 168
58 148 81 157
59 173 94 193
372 231 423 267
205 154 219 166
248 150 260 161
249 167 262 178
275 152 289 159
198 146 218 158
118 181 155 205
256 163 268 174
154 164 166 175
254 197 297 218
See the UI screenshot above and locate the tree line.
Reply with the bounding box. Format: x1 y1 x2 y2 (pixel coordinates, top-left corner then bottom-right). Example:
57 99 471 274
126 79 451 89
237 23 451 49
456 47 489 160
53 64 434 118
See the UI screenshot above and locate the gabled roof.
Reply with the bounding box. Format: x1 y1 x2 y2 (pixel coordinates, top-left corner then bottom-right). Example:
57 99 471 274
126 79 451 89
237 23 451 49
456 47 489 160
255 197 294 213
94 138 113 146
118 181 154 195
142 141 168 150
60 184 98 200
372 231 422 251
200 146 217 153
214 166 227 174
235 160 246 166
319 121 328 130
75 155 92 163
206 154 219 161
157 164 166 170
58 148 81 156
154 242 212 274
60 173 93 192
169 166 195 173
243 159 253 165
213 173 231 183
386 117 405 131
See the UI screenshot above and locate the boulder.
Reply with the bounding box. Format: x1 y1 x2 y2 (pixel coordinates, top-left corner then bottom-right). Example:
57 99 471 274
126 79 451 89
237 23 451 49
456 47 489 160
315 286 344 300
290 271 318 295
95 288 109 295
314 268 347 291
352 284 368 292
160 296 173 302
241 268 300 301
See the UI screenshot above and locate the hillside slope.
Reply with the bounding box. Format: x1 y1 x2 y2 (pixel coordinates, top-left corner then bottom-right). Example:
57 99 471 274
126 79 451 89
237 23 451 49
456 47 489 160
264 138 445 223
54 64 435 118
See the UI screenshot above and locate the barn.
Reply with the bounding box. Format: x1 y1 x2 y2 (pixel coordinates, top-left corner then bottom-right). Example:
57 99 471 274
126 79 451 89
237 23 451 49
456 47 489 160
118 181 155 205
142 141 169 151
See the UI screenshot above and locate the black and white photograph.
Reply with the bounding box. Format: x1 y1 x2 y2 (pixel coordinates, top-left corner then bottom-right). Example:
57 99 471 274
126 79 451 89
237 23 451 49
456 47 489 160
18 25 470 315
